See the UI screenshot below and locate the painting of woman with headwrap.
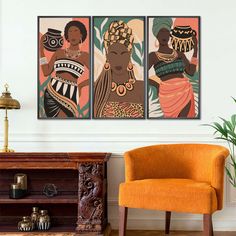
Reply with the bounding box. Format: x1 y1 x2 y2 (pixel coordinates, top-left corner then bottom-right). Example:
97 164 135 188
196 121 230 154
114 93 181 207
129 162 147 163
148 17 200 119
93 17 145 119
38 17 90 119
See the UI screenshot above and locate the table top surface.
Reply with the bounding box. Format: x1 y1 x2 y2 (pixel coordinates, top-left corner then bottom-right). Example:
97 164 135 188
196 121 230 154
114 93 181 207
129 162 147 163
0 152 111 162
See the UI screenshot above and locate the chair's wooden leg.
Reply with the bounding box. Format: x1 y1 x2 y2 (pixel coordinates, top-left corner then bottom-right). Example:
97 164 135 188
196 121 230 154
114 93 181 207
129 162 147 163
203 214 214 236
165 211 171 234
119 206 128 236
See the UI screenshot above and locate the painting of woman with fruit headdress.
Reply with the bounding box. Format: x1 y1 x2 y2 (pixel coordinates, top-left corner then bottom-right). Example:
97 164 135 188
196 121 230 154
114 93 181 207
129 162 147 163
93 17 145 119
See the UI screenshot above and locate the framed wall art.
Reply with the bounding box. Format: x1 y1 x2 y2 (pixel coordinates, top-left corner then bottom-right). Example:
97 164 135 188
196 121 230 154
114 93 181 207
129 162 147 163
93 16 145 119
38 16 91 119
147 16 200 119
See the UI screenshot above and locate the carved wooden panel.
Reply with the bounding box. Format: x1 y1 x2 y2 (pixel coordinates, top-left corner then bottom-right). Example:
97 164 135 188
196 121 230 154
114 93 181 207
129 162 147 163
77 163 105 233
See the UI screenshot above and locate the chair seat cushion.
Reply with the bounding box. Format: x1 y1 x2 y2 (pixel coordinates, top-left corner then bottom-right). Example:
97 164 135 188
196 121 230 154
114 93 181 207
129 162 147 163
119 179 218 214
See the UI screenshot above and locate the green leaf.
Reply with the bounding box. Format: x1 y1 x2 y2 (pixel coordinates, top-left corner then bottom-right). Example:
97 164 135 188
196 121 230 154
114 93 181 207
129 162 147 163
209 122 226 137
230 154 236 168
214 137 236 147
231 114 236 130
39 76 51 92
220 117 233 131
226 166 234 181
228 136 236 146
232 97 236 103
81 103 89 112
204 123 220 132
227 130 236 139
225 164 236 188
213 122 228 137
132 48 142 66
223 123 229 138
206 96 236 188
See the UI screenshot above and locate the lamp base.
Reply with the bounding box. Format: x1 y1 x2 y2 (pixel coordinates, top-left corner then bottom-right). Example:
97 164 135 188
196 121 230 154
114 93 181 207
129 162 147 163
0 148 15 152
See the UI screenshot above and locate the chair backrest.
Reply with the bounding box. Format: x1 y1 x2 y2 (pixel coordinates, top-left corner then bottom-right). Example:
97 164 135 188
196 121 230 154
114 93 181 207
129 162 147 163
124 144 228 182
124 144 229 210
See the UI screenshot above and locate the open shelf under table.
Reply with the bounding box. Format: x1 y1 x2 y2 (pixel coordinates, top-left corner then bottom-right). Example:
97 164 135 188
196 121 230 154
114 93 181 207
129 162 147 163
0 194 78 204
0 225 75 232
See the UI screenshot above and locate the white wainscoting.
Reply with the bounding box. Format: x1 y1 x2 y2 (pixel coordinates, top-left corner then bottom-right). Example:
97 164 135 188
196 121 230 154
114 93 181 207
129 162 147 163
1 132 236 231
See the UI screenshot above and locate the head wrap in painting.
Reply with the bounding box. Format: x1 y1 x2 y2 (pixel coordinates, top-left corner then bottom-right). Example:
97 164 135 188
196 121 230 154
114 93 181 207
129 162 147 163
152 17 173 37
103 21 134 53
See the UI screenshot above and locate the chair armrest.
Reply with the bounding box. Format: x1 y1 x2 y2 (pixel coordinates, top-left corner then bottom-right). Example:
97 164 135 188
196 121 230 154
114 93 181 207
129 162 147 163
211 149 229 210
124 151 135 182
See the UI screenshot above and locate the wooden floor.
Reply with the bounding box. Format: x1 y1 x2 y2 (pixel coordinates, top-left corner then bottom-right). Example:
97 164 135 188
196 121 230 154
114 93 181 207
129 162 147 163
111 231 236 236
0 231 234 236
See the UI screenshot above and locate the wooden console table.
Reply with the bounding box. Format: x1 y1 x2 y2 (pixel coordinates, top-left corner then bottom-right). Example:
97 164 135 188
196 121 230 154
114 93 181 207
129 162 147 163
0 152 111 235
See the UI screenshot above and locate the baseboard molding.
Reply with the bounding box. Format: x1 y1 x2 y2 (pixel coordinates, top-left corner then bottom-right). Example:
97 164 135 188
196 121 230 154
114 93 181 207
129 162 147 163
109 218 236 231
107 198 236 230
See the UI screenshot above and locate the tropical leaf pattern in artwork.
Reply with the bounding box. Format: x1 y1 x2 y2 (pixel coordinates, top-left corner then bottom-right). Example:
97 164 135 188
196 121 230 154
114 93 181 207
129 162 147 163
38 76 51 118
148 85 163 118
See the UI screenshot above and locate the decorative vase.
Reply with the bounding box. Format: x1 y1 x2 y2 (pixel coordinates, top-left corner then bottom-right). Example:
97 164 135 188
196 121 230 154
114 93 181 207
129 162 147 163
14 173 28 196
170 26 196 52
18 216 34 231
9 183 25 199
43 28 64 52
37 210 50 230
31 207 39 229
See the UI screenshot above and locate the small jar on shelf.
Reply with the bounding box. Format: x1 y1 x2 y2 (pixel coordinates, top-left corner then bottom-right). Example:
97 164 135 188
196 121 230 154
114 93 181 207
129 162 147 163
37 210 51 230
18 216 34 231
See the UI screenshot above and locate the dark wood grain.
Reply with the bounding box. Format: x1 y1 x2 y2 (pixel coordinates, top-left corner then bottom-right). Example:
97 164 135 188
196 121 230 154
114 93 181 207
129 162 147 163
77 163 106 233
0 169 78 192
119 206 128 236
203 214 213 236
0 152 110 234
0 225 75 232
0 203 77 216
0 152 111 162
165 211 171 234
0 195 78 204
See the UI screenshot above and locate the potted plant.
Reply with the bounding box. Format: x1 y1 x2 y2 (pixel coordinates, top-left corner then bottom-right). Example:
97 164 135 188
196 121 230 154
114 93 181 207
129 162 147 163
207 97 236 187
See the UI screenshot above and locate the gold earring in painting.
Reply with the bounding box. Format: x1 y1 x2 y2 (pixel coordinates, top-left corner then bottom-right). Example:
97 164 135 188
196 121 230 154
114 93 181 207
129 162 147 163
104 61 110 71
127 62 133 71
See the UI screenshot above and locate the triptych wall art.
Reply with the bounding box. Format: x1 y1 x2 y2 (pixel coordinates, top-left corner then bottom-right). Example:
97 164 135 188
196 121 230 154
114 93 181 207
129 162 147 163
38 16 200 119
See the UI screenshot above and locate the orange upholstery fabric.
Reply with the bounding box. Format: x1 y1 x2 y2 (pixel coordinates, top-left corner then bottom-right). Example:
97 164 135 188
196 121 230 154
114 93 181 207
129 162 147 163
119 179 217 214
119 144 229 214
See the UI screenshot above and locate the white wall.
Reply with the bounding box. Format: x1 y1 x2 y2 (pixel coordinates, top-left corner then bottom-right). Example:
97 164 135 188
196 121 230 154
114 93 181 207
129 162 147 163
0 0 236 231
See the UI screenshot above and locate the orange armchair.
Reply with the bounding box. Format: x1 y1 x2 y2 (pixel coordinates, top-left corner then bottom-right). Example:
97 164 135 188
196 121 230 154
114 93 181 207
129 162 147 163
119 144 229 236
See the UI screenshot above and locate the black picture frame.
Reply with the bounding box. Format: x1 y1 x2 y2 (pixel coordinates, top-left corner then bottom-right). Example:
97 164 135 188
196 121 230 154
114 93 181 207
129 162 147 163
37 16 91 120
92 16 146 120
147 16 201 120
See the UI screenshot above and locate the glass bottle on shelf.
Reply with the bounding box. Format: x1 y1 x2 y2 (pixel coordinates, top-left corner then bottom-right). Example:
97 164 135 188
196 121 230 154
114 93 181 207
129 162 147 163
31 207 39 229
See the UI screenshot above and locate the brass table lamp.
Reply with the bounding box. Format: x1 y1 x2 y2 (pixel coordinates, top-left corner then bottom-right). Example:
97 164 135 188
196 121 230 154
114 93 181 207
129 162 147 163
0 84 20 152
